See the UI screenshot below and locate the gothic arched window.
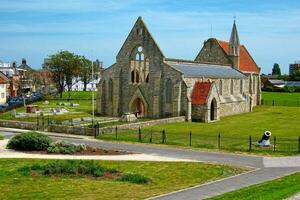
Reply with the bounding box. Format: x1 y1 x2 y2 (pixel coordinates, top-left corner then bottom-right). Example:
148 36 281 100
230 80 234 95
240 79 243 94
253 77 256 94
166 79 172 103
130 46 149 84
108 78 113 101
219 80 223 95
101 80 107 114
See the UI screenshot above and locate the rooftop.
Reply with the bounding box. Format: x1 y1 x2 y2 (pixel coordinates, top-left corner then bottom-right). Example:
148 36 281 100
165 60 246 79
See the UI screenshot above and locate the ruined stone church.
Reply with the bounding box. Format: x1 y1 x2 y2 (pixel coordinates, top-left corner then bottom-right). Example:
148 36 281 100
97 17 261 122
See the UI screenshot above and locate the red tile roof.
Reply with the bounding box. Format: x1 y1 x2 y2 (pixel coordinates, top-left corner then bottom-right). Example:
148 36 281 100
217 40 260 73
191 82 212 105
0 72 9 84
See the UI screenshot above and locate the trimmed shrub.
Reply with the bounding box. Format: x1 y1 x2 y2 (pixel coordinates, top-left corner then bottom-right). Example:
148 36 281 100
119 173 150 184
0 135 4 140
47 141 86 154
7 132 52 151
42 160 104 177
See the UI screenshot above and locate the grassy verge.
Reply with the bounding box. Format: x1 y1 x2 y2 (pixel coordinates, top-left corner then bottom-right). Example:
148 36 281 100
0 159 245 200
262 91 300 107
99 106 300 155
0 134 4 140
209 172 300 200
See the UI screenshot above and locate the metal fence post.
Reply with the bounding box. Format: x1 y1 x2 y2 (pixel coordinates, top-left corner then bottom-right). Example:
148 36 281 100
36 114 39 130
218 133 221 149
298 136 300 153
115 126 118 140
42 114 44 130
273 136 276 152
162 129 166 144
249 136 252 151
150 129 152 143
138 127 142 142
261 99 264 105
189 130 192 146
272 99 275 106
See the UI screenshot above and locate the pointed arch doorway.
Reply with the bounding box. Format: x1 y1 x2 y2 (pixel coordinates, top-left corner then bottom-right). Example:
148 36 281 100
130 98 146 118
210 98 218 121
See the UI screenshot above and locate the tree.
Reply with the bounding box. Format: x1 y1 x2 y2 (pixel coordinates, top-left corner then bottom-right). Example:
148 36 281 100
290 69 300 81
272 63 281 75
44 51 81 98
78 56 93 91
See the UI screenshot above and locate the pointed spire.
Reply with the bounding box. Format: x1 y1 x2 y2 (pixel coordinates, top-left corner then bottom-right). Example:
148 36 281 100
229 20 240 56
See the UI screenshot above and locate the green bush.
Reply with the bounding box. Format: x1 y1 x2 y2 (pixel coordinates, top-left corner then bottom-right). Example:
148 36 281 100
7 132 52 151
43 160 104 177
18 166 31 176
0 135 4 140
119 173 150 184
30 163 44 171
47 141 86 154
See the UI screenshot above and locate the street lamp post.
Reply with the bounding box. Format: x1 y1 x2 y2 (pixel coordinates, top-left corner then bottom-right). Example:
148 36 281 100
92 60 95 127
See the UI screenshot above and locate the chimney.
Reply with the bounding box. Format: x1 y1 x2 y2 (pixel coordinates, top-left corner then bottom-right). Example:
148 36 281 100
22 58 27 65
12 62 17 74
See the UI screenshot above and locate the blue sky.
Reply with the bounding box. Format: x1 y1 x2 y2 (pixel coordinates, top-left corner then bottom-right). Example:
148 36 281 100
0 0 299 74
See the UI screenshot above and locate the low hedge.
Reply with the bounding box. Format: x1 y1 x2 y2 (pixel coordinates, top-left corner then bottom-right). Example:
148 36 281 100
119 173 150 184
7 132 52 151
47 141 86 154
43 160 105 177
18 160 151 184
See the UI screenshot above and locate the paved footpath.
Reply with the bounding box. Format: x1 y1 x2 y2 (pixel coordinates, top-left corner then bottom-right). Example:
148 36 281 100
1 127 300 200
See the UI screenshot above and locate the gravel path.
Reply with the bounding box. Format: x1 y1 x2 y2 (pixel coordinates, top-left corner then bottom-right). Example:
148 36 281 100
0 139 195 162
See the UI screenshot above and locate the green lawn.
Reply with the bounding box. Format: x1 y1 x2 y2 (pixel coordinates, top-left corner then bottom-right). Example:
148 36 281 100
262 91 300 106
0 99 95 123
0 134 3 140
0 159 245 200
99 106 300 155
209 172 300 200
52 91 93 99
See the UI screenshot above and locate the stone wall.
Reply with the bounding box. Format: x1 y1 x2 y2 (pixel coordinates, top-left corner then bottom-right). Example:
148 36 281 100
0 120 37 130
99 116 186 133
191 105 207 122
220 100 250 117
48 125 94 136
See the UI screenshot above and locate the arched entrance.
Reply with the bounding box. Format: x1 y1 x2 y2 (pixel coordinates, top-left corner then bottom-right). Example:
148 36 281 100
210 98 217 121
131 98 145 117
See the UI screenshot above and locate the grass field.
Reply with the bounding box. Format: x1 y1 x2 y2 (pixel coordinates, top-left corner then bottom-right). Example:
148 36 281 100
52 91 93 99
209 172 300 200
0 159 245 200
0 99 95 122
99 106 300 155
262 91 300 107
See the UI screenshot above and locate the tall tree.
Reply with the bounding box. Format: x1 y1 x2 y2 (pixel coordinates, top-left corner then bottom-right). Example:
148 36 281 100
272 63 281 75
78 56 93 91
290 69 300 81
44 51 80 98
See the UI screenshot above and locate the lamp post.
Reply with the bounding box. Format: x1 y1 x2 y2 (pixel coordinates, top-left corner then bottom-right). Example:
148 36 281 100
92 60 95 127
